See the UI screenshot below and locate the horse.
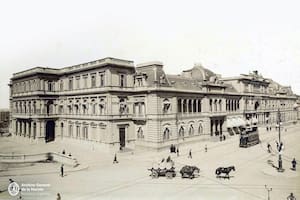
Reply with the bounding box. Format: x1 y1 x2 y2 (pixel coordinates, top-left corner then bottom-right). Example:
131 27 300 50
215 166 235 179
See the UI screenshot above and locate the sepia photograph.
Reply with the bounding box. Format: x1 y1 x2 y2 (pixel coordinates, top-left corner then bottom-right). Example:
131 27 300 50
0 0 299 199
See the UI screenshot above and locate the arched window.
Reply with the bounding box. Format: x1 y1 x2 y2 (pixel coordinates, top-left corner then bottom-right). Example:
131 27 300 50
46 100 54 115
198 123 203 135
99 99 105 115
74 105 79 115
163 127 170 140
178 126 184 137
82 104 87 115
189 124 194 136
163 99 171 113
137 127 144 139
198 100 201 112
119 98 128 114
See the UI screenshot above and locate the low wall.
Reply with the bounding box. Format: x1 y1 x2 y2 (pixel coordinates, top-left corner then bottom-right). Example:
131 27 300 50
0 152 79 167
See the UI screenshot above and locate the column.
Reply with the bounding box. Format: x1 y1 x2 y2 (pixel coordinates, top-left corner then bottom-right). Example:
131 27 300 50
210 120 213 136
26 122 30 137
220 120 223 135
215 120 219 136
196 99 198 113
19 121 22 136
186 99 189 114
181 99 183 114
23 121 26 137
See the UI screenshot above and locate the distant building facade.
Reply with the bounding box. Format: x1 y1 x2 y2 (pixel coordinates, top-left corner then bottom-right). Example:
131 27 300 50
8 58 299 150
0 109 10 133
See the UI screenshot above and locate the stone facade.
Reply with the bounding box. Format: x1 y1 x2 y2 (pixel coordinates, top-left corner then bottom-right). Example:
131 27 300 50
8 58 299 150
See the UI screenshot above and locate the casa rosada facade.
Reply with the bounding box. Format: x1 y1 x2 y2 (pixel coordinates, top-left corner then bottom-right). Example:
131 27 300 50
8 57 299 150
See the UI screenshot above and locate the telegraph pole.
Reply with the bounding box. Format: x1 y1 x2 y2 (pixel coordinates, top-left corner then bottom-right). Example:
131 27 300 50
265 185 272 200
277 109 283 172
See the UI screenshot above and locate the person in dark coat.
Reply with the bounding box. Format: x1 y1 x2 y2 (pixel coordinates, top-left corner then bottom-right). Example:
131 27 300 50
57 193 61 200
267 143 271 153
292 158 297 170
62 149 65 155
176 148 179 157
113 153 118 164
205 145 207 152
287 192 296 200
60 164 64 177
188 149 192 159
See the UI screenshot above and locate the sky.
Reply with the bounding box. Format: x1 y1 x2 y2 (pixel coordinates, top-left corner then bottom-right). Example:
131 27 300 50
1 0 300 108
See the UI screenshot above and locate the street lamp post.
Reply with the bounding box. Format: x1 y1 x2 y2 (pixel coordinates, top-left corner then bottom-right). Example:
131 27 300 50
265 185 272 200
277 109 283 172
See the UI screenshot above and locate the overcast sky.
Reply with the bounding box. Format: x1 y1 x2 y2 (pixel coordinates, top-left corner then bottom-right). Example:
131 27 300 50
1 0 300 108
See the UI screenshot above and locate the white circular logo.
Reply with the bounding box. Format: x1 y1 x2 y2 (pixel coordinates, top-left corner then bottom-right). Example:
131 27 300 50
8 182 20 196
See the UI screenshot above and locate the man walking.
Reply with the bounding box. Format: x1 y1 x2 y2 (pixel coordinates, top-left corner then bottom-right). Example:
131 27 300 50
188 149 192 159
292 158 297 171
60 164 64 177
113 153 119 164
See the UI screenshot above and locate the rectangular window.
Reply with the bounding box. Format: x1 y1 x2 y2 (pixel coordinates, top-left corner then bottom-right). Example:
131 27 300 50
60 80 64 91
48 81 53 91
76 77 80 89
83 76 88 88
120 74 125 87
69 78 73 90
69 125 73 137
91 74 96 87
100 73 105 87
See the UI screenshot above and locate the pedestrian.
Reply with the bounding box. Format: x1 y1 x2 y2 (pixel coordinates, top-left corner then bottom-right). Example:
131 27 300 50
205 145 207 152
287 192 296 200
223 135 226 141
270 126 272 131
60 164 64 177
166 156 171 162
62 149 65 155
220 135 222 142
113 153 118 164
266 126 269 131
57 193 61 200
292 158 297 170
267 143 271 153
188 149 192 159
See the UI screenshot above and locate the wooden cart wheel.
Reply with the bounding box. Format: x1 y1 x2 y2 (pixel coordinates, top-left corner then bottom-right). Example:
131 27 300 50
166 172 173 179
152 171 159 179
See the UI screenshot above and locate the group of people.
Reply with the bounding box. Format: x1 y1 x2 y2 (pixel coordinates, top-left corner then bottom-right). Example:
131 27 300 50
62 149 72 157
267 142 297 170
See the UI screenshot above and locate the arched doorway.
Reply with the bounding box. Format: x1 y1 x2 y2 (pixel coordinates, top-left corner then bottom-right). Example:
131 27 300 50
46 120 55 142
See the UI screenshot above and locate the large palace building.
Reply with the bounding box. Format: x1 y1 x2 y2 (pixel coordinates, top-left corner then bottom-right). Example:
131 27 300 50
8 57 299 150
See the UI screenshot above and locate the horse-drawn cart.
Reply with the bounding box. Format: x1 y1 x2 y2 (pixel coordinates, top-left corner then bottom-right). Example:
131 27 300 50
148 157 176 179
180 165 200 179
148 167 176 179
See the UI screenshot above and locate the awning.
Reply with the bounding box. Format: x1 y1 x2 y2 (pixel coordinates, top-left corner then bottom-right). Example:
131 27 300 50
227 117 246 128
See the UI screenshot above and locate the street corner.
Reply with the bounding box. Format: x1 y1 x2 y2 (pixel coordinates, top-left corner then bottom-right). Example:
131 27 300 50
261 164 299 178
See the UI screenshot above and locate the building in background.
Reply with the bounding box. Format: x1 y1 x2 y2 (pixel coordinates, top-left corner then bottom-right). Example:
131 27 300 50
0 109 10 134
8 57 299 150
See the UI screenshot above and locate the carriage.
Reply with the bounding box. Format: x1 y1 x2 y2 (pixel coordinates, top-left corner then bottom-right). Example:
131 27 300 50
180 165 200 179
239 125 260 148
215 166 235 179
148 159 176 179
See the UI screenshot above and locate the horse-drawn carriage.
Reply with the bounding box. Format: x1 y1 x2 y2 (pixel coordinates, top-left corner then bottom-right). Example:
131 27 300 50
148 157 200 179
148 157 176 179
180 165 200 179
215 166 235 179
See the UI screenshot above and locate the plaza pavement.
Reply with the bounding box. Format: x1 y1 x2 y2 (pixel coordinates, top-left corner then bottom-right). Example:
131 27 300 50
0 124 299 200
